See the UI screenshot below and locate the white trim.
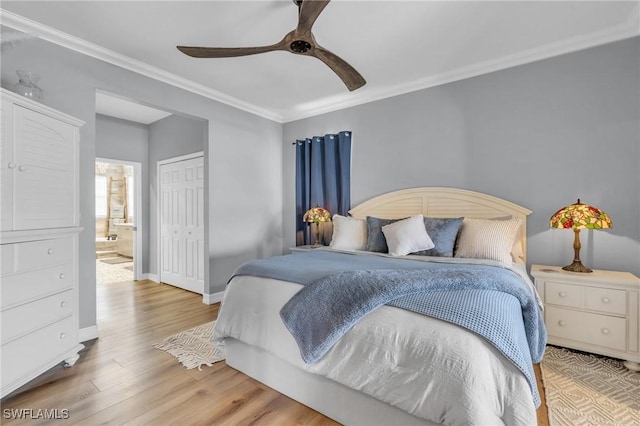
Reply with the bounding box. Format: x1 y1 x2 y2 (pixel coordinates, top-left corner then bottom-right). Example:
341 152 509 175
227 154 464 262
0 9 281 123
156 151 204 167
202 291 224 305
96 157 143 281
283 10 640 122
2 7 638 124
144 273 160 283
79 325 99 342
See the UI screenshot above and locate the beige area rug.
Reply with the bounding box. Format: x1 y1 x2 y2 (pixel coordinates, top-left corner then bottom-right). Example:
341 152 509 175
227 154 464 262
154 321 225 370
96 258 133 285
541 346 640 426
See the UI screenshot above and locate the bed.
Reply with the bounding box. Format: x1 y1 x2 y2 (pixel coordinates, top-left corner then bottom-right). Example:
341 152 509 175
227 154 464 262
213 187 546 426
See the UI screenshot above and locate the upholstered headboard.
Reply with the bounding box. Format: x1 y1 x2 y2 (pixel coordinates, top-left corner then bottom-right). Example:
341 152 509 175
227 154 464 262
348 187 532 261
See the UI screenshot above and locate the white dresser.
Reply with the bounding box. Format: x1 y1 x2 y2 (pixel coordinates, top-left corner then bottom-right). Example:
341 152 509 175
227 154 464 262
531 264 640 371
1 88 85 398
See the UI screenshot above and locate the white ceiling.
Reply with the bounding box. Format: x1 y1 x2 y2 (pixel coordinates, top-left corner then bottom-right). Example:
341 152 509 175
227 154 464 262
1 1 638 123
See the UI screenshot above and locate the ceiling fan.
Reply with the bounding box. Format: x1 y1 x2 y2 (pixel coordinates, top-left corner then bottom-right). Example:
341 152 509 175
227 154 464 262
177 0 366 91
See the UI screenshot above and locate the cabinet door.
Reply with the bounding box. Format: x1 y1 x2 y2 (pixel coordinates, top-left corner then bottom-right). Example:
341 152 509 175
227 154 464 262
1 98 15 231
13 106 79 230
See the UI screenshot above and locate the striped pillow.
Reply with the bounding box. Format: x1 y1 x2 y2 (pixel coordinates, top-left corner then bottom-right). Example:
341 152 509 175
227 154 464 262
454 218 521 264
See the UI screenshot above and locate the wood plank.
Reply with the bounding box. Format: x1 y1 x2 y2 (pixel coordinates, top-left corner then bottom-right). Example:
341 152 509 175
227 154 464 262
0 278 549 425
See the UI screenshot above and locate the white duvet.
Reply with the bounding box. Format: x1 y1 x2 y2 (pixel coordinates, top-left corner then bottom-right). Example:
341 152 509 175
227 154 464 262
213 255 538 426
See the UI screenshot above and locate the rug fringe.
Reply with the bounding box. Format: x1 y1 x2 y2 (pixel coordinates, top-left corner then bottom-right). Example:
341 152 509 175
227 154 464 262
153 321 226 370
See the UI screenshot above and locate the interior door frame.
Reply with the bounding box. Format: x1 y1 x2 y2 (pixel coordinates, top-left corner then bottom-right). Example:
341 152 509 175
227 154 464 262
96 157 142 281
156 151 204 292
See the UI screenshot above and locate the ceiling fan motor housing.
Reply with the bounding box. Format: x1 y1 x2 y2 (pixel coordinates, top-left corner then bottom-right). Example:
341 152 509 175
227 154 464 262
290 40 311 53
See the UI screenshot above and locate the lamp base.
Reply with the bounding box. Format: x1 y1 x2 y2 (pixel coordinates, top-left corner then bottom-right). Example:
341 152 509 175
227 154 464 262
562 260 593 273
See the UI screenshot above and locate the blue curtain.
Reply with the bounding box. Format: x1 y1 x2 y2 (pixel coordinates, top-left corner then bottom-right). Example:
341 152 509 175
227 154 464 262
295 131 352 245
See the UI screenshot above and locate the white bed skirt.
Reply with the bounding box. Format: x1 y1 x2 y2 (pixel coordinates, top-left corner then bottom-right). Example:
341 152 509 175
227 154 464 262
225 338 436 426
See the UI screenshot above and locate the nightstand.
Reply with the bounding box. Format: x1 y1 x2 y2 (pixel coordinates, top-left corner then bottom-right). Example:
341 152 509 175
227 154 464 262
531 264 640 371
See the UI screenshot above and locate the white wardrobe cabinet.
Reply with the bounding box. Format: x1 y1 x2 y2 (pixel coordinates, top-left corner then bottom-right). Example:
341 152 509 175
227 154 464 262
1 88 85 398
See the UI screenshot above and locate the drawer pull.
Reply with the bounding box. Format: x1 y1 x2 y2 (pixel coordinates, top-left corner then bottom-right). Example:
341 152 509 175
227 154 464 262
558 292 567 297
601 328 610 335
59 332 66 339
60 301 68 308
558 320 567 326
18 165 26 172
47 248 54 255
7 161 16 169
601 297 610 304
59 273 65 279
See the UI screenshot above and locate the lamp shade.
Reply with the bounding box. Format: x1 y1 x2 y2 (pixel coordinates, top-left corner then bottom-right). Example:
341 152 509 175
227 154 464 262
549 199 612 230
303 206 332 223
549 199 612 273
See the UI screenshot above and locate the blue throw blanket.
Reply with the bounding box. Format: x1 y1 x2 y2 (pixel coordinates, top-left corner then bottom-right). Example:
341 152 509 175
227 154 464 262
231 250 546 407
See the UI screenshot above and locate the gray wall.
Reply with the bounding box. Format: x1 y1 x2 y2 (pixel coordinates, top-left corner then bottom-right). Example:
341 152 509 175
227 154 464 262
2 35 283 331
283 37 640 277
95 114 150 272
148 114 207 277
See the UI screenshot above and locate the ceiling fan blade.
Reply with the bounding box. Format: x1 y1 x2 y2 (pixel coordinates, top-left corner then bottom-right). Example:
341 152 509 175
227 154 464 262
296 0 331 34
177 42 284 58
311 46 366 91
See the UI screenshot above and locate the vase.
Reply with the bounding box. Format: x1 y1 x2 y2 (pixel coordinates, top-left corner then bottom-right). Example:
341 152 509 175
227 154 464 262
13 70 44 101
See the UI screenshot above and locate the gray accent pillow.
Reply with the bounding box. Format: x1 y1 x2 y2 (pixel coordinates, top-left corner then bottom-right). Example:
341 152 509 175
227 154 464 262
365 216 404 252
413 217 464 257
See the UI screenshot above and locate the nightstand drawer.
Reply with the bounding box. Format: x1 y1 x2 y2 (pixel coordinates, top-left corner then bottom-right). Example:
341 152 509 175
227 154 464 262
585 287 626 315
546 306 626 351
545 282 581 308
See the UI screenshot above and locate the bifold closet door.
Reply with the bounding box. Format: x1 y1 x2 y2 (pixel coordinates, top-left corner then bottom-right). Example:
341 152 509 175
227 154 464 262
159 156 204 294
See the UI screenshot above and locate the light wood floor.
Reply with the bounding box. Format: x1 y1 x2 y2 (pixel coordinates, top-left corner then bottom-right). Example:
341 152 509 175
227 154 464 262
2 278 548 425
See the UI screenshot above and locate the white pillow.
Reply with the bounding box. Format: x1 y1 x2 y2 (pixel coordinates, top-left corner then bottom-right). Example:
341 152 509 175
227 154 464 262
490 215 525 262
454 218 522 264
381 214 435 256
329 214 368 250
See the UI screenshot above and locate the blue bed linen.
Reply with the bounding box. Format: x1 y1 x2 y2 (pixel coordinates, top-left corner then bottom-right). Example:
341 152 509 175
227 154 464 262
231 250 546 407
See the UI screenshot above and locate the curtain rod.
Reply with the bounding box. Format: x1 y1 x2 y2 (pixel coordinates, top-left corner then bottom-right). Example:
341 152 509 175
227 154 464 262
291 132 350 145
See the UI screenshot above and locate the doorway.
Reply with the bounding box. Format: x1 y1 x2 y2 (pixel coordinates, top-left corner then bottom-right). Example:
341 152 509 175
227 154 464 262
95 159 142 284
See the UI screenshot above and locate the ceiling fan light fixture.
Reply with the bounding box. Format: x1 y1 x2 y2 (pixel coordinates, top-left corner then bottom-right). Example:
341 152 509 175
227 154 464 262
176 0 366 91
290 40 311 53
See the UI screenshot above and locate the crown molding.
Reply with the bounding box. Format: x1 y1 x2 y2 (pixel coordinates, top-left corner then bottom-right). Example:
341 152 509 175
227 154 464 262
2 7 638 125
282 7 640 123
0 9 284 123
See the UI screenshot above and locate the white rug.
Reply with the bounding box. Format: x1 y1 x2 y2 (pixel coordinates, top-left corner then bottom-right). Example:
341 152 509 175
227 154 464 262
541 346 640 426
154 321 225 370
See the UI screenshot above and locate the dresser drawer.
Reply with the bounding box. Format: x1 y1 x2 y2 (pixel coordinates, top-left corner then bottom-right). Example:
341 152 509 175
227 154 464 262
1 290 74 344
1 315 76 388
585 287 626 315
544 281 582 308
546 306 626 351
1 238 73 275
1 262 73 309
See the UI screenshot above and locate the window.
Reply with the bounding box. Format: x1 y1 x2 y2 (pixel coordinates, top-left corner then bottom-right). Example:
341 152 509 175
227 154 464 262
95 176 107 218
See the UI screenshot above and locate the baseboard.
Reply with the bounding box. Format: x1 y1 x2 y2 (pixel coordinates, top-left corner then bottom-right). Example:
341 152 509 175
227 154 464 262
202 291 224 305
144 273 159 283
79 325 99 342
